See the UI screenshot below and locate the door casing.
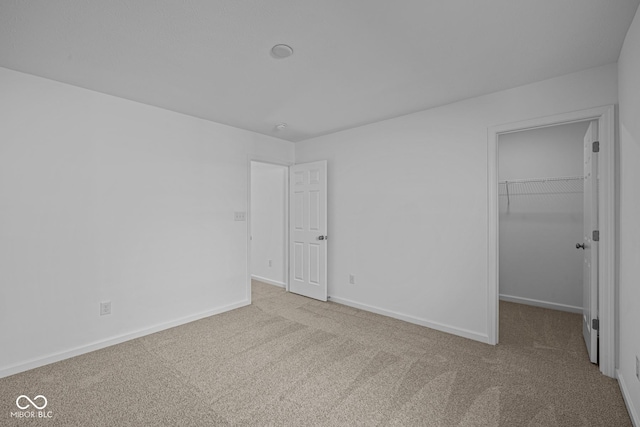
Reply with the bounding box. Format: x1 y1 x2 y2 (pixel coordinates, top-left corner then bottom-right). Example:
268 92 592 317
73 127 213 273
487 105 616 377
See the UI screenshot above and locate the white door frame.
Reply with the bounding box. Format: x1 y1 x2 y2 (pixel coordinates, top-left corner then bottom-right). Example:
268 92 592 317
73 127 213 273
487 105 615 377
247 156 293 303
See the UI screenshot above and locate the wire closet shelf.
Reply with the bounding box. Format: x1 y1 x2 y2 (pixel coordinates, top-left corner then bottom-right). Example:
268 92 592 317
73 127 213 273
498 175 584 205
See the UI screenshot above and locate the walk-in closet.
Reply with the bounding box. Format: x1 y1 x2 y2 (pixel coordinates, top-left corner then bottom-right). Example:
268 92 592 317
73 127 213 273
498 121 595 350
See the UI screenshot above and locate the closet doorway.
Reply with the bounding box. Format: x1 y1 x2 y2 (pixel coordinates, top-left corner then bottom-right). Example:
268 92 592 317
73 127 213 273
498 121 598 361
487 105 615 377
249 161 289 291
498 121 589 316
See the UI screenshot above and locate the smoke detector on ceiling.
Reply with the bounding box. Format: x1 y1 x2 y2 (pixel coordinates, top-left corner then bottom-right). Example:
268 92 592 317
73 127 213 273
271 44 293 59
275 123 287 131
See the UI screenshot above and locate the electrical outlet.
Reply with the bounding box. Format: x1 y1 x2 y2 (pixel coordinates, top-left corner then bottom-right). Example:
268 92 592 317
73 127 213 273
349 274 355 284
268 259 272 267
100 301 111 316
636 355 639 381
234 211 246 221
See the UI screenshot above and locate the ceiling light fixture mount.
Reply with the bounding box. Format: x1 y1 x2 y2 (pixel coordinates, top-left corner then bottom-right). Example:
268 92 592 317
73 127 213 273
275 123 287 131
271 44 293 59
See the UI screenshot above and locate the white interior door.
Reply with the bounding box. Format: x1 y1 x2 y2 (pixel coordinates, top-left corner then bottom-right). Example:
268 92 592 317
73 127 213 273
581 121 599 364
289 161 327 301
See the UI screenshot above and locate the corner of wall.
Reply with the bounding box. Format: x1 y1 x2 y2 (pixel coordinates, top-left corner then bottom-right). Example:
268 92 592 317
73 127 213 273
616 2 640 423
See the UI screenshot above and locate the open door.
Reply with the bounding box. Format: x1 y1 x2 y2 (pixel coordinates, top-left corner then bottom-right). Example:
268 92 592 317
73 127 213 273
289 161 327 301
580 121 599 364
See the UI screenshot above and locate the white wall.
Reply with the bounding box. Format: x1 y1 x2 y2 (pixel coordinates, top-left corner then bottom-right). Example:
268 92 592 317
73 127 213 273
617 3 640 423
498 122 588 312
295 63 618 343
251 162 287 287
0 67 294 377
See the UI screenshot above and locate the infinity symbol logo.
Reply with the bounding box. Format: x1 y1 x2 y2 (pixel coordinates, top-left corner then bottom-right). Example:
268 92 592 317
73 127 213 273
16 395 48 410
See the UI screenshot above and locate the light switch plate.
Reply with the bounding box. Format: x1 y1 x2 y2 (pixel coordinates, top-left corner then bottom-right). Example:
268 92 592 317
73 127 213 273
234 212 246 221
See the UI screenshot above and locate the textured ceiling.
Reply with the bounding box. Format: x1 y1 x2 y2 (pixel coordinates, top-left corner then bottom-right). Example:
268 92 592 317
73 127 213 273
1 0 638 142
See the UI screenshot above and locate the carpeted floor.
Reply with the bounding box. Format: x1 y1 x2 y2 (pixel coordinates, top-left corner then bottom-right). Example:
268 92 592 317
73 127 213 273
0 280 631 426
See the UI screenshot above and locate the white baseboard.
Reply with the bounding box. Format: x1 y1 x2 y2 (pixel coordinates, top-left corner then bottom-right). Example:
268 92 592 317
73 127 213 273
617 370 639 427
0 299 250 379
327 295 489 344
499 294 582 314
251 275 286 288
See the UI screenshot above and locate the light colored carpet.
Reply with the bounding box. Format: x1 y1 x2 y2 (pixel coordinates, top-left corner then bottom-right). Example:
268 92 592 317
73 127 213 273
0 280 631 426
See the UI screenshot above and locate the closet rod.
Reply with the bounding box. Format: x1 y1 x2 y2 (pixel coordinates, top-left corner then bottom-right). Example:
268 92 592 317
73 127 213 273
498 175 583 185
499 175 583 206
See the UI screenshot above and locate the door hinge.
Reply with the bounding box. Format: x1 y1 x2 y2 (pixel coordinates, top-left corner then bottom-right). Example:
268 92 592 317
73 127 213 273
592 230 600 242
592 318 599 331
592 141 600 153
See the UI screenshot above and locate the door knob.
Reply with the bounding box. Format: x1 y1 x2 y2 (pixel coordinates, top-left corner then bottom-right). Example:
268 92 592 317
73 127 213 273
576 243 585 250
317 235 327 241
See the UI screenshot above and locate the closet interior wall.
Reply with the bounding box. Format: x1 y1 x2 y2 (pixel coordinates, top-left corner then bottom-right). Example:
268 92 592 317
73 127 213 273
498 121 590 312
250 161 287 288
